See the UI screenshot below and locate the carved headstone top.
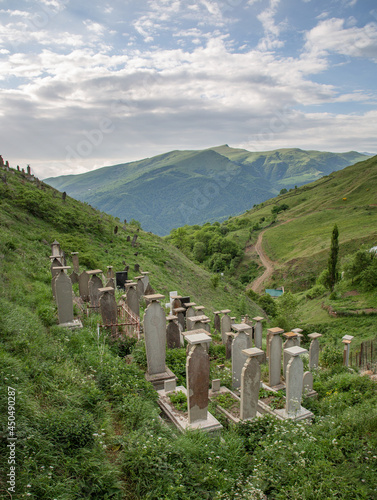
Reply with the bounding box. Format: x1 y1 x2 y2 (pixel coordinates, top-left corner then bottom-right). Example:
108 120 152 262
284 346 308 357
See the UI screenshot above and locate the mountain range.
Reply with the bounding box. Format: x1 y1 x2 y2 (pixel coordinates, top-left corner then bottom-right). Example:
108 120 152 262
44 146 368 236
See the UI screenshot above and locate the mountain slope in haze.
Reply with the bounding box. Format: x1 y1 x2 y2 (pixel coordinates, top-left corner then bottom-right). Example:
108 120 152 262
44 146 367 236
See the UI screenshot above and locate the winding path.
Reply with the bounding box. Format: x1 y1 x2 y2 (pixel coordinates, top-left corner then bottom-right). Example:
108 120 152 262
248 230 275 294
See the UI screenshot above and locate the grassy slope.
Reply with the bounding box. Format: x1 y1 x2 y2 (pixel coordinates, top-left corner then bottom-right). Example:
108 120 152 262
44 146 367 235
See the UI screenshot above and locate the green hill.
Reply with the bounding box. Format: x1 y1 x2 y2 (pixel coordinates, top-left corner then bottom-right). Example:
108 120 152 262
44 146 367 236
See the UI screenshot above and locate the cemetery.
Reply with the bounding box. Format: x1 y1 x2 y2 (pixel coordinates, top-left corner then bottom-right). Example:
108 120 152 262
1 161 377 499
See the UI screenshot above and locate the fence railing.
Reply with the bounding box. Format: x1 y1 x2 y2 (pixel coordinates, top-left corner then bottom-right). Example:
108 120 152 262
350 339 377 371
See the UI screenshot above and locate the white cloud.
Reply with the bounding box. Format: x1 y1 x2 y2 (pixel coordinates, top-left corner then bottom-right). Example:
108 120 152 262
257 0 285 50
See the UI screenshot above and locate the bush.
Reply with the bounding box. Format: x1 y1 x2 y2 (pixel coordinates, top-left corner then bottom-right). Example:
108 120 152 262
42 408 95 451
306 284 327 299
320 344 343 367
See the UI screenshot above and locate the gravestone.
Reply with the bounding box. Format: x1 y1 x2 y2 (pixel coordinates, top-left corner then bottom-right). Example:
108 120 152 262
125 283 139 317
268 327 284 387
99 287 117 334
173 306 186 332
283 332 299 379
127 236 131 242
144 294 176 389
88 270 103 310
240 348 264 420
342 335 354 366
141 271 150 291
213 311 221 333
225 332 233 360
188 314 209 331
186 331 212 424
212 379 221 392
54 267 74 325
131 234 138 247
107 266 115 279
134 263 140 273
253 316 264 349
232 322 253 341
221 309 232 345
292 328 304 345
51 240 61 258
106 277 115 289
78 270 90 302
185 302 196 328
71 252 79 273
285 346 308 416
69 270 79 285
116 271 128 290
303 371 314 395
166 315 180 348
202 318 211 334
308 332 322 370
232 328 251 390
50 257 62 299
135 276 145 301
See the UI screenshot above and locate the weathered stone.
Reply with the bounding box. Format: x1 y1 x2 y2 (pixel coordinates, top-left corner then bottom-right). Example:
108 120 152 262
283 332 299 378
213 311 221 333
55 268 74 325
303 371 313 394
99 287 117 334
71 252 79 273
69 270 79 285
78 271 90 302
186 333 211 424
144 298 166 375
51 240 61 258
126 284 139 317
166 315 181 348
131 234 138 247
285 346 308 416
253 316 264 349
240 348 264 420
116 271 128 290
135 276 145 301
134 263 140 273
268 328 283 387
232 330 251 390
308 332 322 370
225 332 233 360
88 271 103 309
107 266 115 279
106 277 115 289
212 379 221 392
141 271 150 291
221 310 232 345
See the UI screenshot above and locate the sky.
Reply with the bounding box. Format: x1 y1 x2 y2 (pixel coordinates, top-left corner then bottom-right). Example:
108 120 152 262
1 0 377 179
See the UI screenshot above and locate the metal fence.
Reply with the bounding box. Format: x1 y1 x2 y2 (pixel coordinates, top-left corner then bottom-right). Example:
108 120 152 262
350 339 377 371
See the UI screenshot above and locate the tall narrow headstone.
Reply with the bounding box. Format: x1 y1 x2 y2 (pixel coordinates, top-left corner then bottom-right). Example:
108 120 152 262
303 371 314 395
99 287 117 334
106 277 115 289
342 335 354 366
78 270 90 302
131 234 138 247
173 307 186 332
308 332 322 370
141 271 150 291
253 316 264 349
87 270 103 310
54 267 74 325
225 332 233 360
185 331 212 424
51 240 61 258
283 332 299 379
107 265 115 279
292 328 304 346
71 252 79 273
285 346 308 416
185 302 196 328
116 271 128 290
221 309 232 345
166 315 180 348
188 314 209 331
268 327 284 387
135 276 145 301
125 283 139 317
70 270 79 285
232 328 251 390
134 263 140 273
213 311 221 333
240 348 264 420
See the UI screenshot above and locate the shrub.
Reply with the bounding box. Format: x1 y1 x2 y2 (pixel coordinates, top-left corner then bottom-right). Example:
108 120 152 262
306 284 327 299
42 408 95 451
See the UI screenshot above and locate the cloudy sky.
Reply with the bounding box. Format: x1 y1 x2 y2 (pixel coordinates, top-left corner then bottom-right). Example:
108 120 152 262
1 0 377 179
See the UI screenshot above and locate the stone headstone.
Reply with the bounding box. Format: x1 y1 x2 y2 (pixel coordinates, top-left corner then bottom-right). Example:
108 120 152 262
308 332 322 370
135 276 145 301
141 271 150 291
212 379 221 392
88 270 103 310
213 311 221 333
283 332 299 379
106 277 115 289
78 271 90 302
285 346 307 416
54 267 74 325
253 316 264 349
99 287 117 334
71 252 79 273
232 330 251 390
240 348 264 420
116 271 128 290
127 236 131 242
185 302 196 328
107 266 115 279
303 371 313 394
186 332 211 424
125 284 139 317
225 332 233 360
268 328 284 387
221 310 232 345
131 234 138 247
166 315 180 348
143 295 166 375
69 270 79 285
134 263 140 273
51 240 60 258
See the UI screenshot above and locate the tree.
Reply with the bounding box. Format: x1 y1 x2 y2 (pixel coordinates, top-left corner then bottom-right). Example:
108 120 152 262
328 224 339 291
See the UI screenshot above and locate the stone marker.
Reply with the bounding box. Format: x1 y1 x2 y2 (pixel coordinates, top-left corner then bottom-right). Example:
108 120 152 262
70 270 79 285
116 271 128 290
213 311 221 333
125 283 139 317
221 309 232 345
99 287 117 334
303 371 314 395
253 316 264 349
185 302 196 327
292 328 304 345
202 318 211 334
186 331 212 424
342 335 354 366
144 294 176 389
106 277 115 289
88 270 103 310
308 332 322 370
78 270 90 302
188 314 209 331
240 348 264 420
51 257 62 299
131 234 138 247
232 329 251 390
173 306 186 332
54 267 74 325
141 271 150 291
71 252 79 273
268 327 284 387
212 379 221 392
134 263 140 273
232 322 253 340
107 265 115 279
225 332 233 360
134 276 145 301
164 379 177 393
166 315 180 348
283 332 299 379
285 346 308 416
51 240 61 258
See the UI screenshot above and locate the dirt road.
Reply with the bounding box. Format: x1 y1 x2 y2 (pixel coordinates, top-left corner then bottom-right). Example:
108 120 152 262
248 230 275 293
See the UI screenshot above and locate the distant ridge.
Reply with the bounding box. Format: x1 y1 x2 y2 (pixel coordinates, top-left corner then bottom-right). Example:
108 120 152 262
44 146 368 236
